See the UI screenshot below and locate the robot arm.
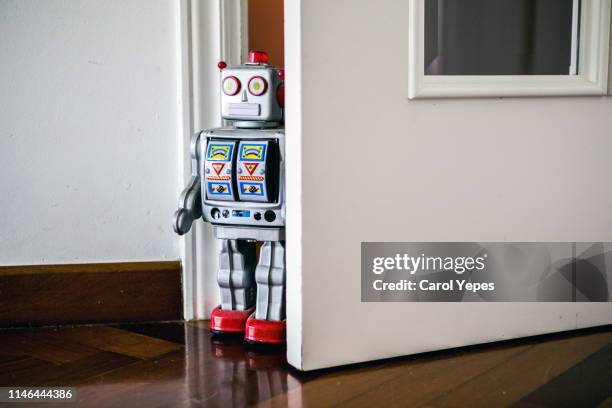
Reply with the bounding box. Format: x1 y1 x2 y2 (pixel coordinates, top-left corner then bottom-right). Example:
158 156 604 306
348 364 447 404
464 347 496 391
173 176 202 235
173 132 204 235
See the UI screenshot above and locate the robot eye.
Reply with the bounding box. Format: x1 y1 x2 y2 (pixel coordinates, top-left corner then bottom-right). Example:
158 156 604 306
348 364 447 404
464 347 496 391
248 76 268 96
222 76 241 96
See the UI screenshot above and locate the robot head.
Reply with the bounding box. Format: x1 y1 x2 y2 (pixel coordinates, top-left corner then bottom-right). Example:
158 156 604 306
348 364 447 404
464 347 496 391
219 51 284 128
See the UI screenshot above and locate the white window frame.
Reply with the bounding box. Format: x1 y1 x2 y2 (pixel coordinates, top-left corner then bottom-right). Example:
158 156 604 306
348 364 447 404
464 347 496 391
408 0 611 99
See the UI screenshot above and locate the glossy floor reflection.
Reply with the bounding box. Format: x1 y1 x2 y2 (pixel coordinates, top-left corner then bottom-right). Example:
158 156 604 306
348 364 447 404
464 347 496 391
0 322 301 407
0 322 611 407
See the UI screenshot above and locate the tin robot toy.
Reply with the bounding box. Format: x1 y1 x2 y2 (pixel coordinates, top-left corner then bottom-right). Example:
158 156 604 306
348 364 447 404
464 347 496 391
173 51 286 344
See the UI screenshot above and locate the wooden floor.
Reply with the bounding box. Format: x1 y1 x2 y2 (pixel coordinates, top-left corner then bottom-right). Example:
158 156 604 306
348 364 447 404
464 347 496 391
0 323 611 407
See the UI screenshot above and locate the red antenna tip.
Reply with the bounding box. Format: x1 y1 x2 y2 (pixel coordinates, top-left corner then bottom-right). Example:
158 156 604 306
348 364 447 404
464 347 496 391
248 50 268 64
217 61 227 70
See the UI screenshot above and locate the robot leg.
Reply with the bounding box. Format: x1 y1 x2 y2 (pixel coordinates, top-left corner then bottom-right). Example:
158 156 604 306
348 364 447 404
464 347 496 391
210 239 257 334
245 241 286 344
254 241 286 320
218 239 257 311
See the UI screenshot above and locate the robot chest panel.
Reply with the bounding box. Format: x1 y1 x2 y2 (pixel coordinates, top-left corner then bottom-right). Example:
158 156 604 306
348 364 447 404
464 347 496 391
236 141 269 202
203 140 235 201
203 138 275 203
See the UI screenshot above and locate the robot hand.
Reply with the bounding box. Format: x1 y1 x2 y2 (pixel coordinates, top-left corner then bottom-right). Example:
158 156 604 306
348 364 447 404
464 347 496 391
173 176 203 235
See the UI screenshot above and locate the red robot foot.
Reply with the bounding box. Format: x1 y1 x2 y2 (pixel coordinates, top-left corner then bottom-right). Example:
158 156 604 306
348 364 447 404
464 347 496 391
244 313 286 345
210 305 254 334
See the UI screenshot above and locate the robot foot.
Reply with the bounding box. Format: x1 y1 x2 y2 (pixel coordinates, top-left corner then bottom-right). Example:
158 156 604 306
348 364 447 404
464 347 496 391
210 305 254 335
244 313 286 345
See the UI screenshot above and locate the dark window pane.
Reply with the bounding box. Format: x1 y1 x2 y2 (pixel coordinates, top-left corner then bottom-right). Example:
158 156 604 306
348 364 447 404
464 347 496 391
425 0 576 75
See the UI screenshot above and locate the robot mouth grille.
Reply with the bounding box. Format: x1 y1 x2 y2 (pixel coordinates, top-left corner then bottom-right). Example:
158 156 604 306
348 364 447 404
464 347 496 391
227 103 261 116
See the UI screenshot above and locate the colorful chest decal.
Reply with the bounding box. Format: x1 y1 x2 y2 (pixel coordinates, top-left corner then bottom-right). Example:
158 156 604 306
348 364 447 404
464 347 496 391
239 175 264 181
208 182 232 196
206 143 234 161
204 141 236 201
236 140 270 203
240 143 266 161
239 182 264 196
204 139 274 203
244 163 259 175
212 163 225 175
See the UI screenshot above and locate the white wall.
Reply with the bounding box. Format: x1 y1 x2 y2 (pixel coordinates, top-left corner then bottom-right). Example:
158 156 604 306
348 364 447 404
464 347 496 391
0 0 182 265
287 0 612 370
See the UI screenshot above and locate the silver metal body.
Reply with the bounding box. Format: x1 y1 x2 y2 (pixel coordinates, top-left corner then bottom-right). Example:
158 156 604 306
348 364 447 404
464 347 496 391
174 128 286 322
201 128 285 230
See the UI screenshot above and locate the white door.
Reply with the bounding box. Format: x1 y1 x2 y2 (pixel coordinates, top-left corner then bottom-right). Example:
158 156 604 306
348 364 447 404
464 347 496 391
285 0 612 370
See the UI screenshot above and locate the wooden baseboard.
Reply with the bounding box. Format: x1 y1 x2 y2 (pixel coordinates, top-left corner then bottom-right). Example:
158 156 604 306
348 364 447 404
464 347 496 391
0 261 182 327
